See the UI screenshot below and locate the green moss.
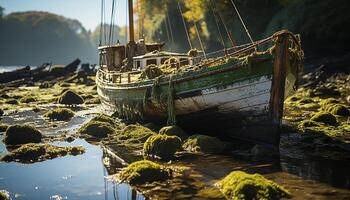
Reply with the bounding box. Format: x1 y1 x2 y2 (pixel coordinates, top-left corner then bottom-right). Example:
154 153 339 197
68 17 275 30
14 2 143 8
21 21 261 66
0 124 9 132
298 119 342 137
0 190 9 200
183 134 229 154
217 171 291 200
58 90 84 105
78 121 114 138
310 112 338 126
117 124 155 144
44 108 74 121
20 96 37 103
90 114 115 126
320 98 340 106
3 124 42 145
159 125 188 140
118 160 170 185
1 143 85 163
143 134 182 161
323 104 350 117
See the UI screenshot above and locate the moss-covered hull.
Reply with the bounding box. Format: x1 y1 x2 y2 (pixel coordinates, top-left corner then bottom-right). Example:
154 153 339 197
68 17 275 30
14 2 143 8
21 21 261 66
97 49 299 145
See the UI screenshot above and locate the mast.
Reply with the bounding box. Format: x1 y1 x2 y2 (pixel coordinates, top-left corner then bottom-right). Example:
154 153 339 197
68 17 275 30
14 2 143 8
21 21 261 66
128 0 134 42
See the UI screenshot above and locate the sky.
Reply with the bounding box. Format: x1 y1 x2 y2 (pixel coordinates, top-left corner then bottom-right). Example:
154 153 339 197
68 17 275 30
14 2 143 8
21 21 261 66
0 0 128 31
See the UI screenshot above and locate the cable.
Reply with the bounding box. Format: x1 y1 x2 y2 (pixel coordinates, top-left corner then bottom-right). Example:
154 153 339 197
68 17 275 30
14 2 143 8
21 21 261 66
230 0 254 44
177 0 192 50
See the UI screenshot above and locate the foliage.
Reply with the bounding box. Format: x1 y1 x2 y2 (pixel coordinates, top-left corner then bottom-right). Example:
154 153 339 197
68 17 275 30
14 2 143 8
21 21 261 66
44 108 75 121
1 143 85 163
118 160 170 185
143 134 182 160
3 124 42 145
0 11 96 65
217 171 291 200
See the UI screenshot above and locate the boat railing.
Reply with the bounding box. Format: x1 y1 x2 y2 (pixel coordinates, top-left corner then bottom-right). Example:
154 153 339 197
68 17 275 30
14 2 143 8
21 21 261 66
97 68 142 84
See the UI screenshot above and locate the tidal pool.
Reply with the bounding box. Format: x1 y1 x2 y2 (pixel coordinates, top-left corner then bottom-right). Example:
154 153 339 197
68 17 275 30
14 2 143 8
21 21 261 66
0 138 144 200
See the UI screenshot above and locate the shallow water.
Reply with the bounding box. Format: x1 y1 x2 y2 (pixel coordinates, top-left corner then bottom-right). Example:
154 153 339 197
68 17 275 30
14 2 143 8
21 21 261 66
0 138 144 200
1 109 350 199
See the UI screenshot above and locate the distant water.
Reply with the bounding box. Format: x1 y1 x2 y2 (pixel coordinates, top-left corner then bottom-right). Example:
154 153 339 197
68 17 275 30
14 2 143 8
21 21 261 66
0 66 37 73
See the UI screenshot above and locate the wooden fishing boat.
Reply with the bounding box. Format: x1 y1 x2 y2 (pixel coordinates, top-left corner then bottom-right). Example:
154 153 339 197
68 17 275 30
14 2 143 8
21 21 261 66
96 0 304 145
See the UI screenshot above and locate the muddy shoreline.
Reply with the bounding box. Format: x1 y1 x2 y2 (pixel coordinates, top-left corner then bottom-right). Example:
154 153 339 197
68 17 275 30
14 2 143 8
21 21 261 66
0 68 349 199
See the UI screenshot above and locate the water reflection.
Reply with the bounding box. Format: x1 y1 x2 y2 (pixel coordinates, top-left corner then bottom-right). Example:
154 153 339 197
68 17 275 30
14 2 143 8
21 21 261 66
0 138 144 200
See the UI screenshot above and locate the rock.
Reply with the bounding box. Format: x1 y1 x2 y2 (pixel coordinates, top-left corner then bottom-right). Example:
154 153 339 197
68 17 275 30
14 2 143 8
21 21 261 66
310 112 338 126
117 124 155 143
58 90 84 105
143 134 182 160
78 121 114 138
217 171 291 200
1 143 85 163
251 145 278 156
5 99 18 105
39 81 50 89
90 114 115 126
323 104 350 117
159 125 187 140
183 134 229 154
347 95 350 104
3 124 42 145
118 160 170 185
0 108 3 116
20 96 37 103
43 108 75 121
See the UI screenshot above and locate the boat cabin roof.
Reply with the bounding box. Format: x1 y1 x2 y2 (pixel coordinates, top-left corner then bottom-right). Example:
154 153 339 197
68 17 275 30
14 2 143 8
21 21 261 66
133 51 189 60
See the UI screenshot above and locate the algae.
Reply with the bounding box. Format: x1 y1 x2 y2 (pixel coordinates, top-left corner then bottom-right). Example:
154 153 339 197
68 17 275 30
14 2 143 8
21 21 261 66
322 104 350 117
3 124 42 145
58 90 84 105
143 134 182 161
5 99 18 105
217 171 291 200
310 112 338 126
78 121 114 138
90 114 116 126
118 160 170 185
183 134 229 154
159 125 188 140
1 143 85 163
43 108 75 121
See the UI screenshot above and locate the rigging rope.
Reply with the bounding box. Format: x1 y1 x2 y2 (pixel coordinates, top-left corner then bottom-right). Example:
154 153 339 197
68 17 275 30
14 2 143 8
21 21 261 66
108 0 116 45
164 10 172 51
177 0 192 50
230 0 254 44
193 20 207 59
166 6 175 51
99 0 104 46
217 9 236 48
209 0 226 52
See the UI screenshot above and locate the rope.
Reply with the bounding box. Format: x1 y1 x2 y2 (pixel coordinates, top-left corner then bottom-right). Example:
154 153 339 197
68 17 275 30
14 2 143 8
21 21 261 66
193 20 207 59
217 10 236 48
209 0 226 51
99 0 104 46
230 0 254 44
177 0 192 50
167 75 176 125
166 7 175 51
108 0 116 45
164 9 172 51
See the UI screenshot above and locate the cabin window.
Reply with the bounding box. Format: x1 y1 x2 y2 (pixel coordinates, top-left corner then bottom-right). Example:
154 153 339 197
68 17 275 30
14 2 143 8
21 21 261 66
160 57 169 64
146 59 157 66
180 58 189 66
136 61 141 68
